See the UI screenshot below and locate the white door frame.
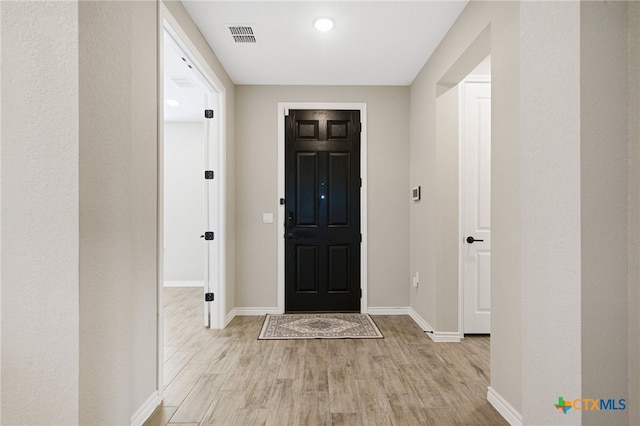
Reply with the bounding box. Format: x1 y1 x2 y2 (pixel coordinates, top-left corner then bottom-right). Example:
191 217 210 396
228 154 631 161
157 2 228 395
458 75 491 337
277 102 368 314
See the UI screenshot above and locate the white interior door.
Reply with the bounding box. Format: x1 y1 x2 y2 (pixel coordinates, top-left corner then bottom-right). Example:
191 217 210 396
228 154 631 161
462 80 491 334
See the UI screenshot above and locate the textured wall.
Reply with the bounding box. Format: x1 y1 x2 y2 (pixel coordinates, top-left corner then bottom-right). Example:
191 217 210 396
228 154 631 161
434 85 459 332
580 2 629 425
630 4 640 425
78 1 158 423
520 3 583 424
409 0 522 413
235 85 410 309
1 2 80 423
0 0 237 423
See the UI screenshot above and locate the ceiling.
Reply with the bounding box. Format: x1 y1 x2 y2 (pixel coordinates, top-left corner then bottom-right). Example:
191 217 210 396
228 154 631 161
181 0 469 86
164 33 207 122
164 1 469 122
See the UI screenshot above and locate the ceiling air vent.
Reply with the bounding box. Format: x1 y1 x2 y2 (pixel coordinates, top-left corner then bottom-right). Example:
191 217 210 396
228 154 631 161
169 76 197 89
228 25 256 43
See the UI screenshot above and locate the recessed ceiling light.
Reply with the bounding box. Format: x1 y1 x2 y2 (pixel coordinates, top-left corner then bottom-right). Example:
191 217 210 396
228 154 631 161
166 99 180 107
314 18 335 32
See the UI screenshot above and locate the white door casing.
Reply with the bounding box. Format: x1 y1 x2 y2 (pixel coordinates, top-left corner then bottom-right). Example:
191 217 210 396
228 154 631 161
162 18 227 331
277 102 368 315
204 91 219 328
460 79 491 334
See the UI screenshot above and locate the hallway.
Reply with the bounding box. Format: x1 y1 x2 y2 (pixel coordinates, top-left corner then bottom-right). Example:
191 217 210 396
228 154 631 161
145 288 506 425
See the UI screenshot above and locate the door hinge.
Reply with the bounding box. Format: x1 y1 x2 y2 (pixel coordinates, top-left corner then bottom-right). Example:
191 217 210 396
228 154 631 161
205 293 214 302
359 178 362 188
205 170 214 180
279 198 285 205
359 122 362 133
359 288 362 298
204 231 214 240
205 109 214 119
359 233 362 243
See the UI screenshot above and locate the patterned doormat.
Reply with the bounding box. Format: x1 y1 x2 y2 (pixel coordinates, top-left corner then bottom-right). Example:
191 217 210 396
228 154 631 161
258 313 383 340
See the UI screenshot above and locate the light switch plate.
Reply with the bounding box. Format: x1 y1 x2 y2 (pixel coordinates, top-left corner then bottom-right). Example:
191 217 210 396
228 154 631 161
262 213 274 224
412 186 421 201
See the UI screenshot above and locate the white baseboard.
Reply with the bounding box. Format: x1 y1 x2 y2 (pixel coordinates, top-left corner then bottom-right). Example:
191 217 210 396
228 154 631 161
428 331 461 343
225 309 236 326
487 386 522 426
225 307 409 325
367 306 410 315
130 391 161 426
408 307 434 332
408 307 461 342
163 280 204 287
225 307 279 326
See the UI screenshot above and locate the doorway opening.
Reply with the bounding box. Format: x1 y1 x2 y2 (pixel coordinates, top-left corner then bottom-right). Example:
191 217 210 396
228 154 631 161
277 103 368 314
458 57 491 335
284 109 362 312
158 8 227 395
435 27 491 341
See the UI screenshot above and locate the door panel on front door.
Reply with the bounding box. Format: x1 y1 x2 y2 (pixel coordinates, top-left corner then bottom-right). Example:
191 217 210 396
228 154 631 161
285 110 361 312
296 153 319 226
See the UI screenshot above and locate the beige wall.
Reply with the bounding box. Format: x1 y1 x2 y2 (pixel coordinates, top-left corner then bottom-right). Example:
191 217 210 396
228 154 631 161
580 2 630 425
412 1 637 423
410 0 522 412
629 3 640 425
79 1 158 422
434 85 459 332
163 0 237 316
235 85 410 309
1 2 80 423
2 1 235 423
2 0 639 424
520 3 584 423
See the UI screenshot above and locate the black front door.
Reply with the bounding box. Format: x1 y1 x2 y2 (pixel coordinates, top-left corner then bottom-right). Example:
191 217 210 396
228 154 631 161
285 109 361 312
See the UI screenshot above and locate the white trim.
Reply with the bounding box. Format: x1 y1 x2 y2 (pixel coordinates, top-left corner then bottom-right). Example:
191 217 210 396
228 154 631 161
429 331 461 343
162 11 225 93
408 307 434 332
163 280 204 288
225 309 236 326
232 307 280 315
277 102 368 314
457 79 465 338
130 391 161 426
408 308 461 342
487 386 523 426
155 0 165 411
226 307 280 326
367 307 410 315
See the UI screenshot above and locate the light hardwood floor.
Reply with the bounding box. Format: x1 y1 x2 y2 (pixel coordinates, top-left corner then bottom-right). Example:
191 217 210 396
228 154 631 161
144 287 507 426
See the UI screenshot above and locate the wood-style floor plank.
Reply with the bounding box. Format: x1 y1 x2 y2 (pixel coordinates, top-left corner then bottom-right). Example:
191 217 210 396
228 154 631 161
143 287 508 426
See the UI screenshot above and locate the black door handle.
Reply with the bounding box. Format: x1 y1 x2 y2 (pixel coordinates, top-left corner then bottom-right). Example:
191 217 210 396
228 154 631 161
466 236 484 244
287 233 299 239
